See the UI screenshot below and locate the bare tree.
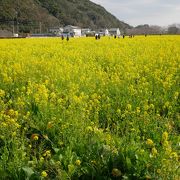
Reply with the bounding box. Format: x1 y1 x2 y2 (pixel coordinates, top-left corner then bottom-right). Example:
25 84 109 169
167 24 180 34
126 24 164 35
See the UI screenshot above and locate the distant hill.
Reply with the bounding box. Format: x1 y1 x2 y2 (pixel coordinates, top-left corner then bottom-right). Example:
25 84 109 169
0 0 131 34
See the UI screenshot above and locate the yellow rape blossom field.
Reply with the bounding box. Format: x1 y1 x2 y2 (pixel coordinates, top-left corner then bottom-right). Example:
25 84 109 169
0 36 179 179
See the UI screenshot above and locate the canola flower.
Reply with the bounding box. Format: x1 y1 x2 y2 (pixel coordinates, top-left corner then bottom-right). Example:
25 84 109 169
75 159 81 166
86 126 93 132
43 150 51 158
40 157 44 162
0 36 179 179
41 171 48 177
47 121 54 129
31 134 39 141
162 131 168 141
112 168 121 177
146 139 154 146
151 147 158 156
0 89 5 97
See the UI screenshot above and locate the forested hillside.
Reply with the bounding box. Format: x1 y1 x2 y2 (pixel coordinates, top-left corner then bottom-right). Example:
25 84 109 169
0 0 131 33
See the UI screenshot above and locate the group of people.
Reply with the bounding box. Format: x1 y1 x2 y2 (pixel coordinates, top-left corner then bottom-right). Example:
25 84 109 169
61 35 69 41
114 34 136 39
95 34 101 40
95 34 135 40
60 34 138 41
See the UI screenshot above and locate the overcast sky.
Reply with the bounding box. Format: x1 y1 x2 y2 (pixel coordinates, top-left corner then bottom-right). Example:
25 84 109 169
91 0 180 26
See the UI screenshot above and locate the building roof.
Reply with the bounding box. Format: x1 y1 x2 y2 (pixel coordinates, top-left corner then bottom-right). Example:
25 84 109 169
64 25 81 29
109 28 120 31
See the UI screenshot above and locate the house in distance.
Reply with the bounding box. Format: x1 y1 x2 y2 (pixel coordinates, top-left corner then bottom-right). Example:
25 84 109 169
108 28 121 36
63 25 82 37
48 25 121 37
98 29 109 36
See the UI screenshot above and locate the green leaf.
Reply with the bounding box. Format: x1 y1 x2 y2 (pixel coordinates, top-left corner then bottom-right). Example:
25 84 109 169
126 157 132 170
22 167 34 178
53 147 60 153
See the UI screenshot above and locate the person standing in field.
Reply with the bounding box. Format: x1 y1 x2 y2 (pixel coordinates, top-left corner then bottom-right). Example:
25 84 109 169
98 34 101 39
67 35 69 41
61 35 64 40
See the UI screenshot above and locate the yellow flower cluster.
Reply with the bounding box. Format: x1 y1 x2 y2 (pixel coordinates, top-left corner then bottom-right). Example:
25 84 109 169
0 36 179 178
41 171 48 177
43 150 51 158
146 139 154 146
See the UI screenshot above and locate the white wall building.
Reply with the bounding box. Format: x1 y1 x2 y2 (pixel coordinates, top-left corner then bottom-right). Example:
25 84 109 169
99 29 109 36
105 29 109 36
108 28 121 36
81 28 91 36
63 25 81 37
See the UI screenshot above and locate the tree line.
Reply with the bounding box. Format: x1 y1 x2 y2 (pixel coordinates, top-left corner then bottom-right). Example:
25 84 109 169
126 24 180 35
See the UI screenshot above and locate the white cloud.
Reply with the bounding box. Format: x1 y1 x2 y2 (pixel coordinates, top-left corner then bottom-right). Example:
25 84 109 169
90 0 180 26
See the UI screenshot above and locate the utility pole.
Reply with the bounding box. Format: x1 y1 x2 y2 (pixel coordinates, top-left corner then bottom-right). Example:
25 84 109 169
12 20 15 35
16 11 18 34
39 22 42 34
16 0 19 35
